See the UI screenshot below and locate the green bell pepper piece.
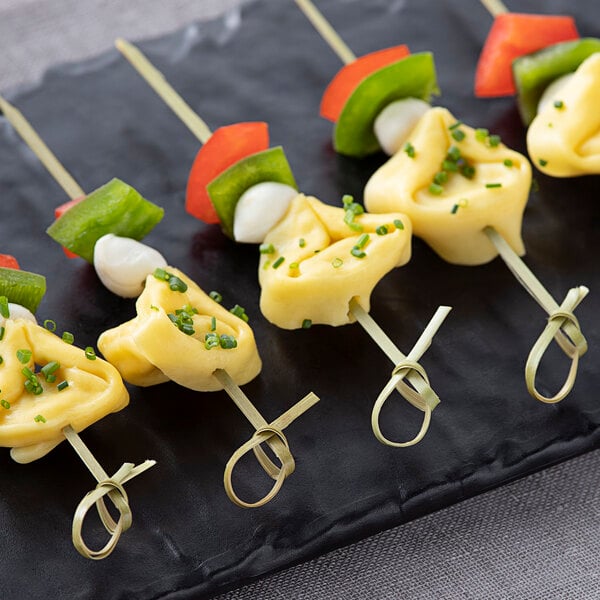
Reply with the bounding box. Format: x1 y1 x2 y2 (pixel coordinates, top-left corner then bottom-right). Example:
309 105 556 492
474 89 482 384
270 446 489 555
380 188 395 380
513 38 600 126
334 52 439 157
207 146 297 240
0 267 46 314
46 178 164 263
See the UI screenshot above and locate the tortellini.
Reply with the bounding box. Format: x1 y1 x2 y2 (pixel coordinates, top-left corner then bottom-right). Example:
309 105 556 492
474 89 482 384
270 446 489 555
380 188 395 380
364 107 532 265
98 268 262 391
259 194 412 329
527 53 600 177
0 319 128 464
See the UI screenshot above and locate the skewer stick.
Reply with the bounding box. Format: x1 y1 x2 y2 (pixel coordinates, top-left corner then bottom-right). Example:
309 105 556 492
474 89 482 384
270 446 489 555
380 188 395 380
294 0 356 65
484 226 588 403
0 95 157 558
213 369 319 508
0 96 85 200
115 38 213 144
480 0 509 18
350 299 451 447
63 426 156 559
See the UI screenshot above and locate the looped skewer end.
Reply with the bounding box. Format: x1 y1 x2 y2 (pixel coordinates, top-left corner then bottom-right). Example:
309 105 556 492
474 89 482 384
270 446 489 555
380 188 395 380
213 369 319 508
526 286 589 404
63 425 156 560
371 358 440 448
224 426 296 509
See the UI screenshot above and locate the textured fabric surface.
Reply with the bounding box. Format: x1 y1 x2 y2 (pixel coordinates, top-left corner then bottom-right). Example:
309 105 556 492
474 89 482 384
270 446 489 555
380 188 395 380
1 1 600 599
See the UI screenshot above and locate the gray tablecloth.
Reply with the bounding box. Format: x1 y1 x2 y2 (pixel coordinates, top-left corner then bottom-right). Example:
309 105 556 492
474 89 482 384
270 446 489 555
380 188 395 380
1 1 598 598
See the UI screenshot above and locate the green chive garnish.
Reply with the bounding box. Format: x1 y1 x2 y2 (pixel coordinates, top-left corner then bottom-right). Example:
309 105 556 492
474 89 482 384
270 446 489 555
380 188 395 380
449 121 463 130
85 347 97 360
0 297 9 319
0 326 4 341
219 334 238 350
209 291 223 304
302 319 312 329
272 256 285 269
356 234 370 249
153 267 169 281
447 146 461 161
539 159 548 167
43 319 56 332
451 129 466 142
393 219 404 230
0 357 3 364
475 128 489 142
403 142 416 158
210 316 216 332
485 183 502 188
433 171 448 185
16 349 32 364
332 258 343 269
289 262 299 271
1 399 10 410
262 260 271 270
460 165 476 179
259 243 275 254
204 333 219 350
230 304 249 323
451 204 459 214
299 238 306 248
553 100 564 109
429 183 444 195
376 225 388 236
503 159 514 168
442 160 458 172
34 414 47 423
62 332 74 344
488 134 501 147
57 380 69 391
41 361 60 382
351 248 366 259
168 275 187 293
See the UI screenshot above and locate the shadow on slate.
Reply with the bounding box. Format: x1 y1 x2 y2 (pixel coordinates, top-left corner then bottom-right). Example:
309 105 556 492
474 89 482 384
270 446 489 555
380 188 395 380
0 0 599 598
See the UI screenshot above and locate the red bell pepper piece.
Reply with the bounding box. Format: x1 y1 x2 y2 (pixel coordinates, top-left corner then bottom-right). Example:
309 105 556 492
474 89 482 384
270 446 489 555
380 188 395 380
0 254 20 270
320 45 411 122
475 13 579 97
186 122 270 223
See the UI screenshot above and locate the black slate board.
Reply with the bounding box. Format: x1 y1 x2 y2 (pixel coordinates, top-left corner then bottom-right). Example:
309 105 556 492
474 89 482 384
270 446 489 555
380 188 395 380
1 0 599 598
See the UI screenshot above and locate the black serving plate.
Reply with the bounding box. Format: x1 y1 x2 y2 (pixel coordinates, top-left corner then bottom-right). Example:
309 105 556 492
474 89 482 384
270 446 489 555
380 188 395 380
1 1 599 598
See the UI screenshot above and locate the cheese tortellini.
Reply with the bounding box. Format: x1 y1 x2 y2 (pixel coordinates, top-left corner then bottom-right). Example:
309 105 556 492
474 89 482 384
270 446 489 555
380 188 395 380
0 319 128 464
364 107 532 265
98 267 262 391
259 194 412 329
527 53 600 177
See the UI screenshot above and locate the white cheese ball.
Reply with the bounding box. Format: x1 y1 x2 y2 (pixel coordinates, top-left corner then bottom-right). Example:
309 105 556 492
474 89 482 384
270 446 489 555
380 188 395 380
374 98 431 155
93 234 167 298
0 303 37 325
233 182 298 243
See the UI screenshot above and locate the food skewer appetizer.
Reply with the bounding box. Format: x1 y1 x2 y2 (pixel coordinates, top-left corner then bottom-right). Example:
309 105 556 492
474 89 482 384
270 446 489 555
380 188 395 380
0 95 319 509
0 245 155 560
294 0 589 404
115 38 452 449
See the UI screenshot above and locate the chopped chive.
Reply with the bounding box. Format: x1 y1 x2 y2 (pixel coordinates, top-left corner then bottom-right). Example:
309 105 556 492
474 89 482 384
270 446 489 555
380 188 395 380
449 121 463 130
210 316 216 332
485 183 502 189
262 260 271 270
403 142 416 158
43 319 56 332
85 347 97 360
503 159 514 168
16 349 32 364
299 238 306 248
230 304 249 323
209 291 223 304
57 380 69 391
21 366 36 382
0 356 3 364
1 399 9 410
376 225 389 236
34 414 46 423
302 319 312 329
356 234 370 249
553 100 564 109
451 204 459 214
475 128 489 142
272 256 285 269
204 332 219 350
393 219 404 230
62 332 74 344
332 258 343 269
539 159 548 167
460 164 476 179
488 134 501 147
447 146 461 161
25 380 43 395
289 262 299 270
342 194 354 207
150 304 159 311
429 183 444 195
0 296 9 319
153 267 169 282
168 275 187 293
0 326 4 341
351 248 367 259
442 160 458 172
433 171 448 185
219 334 238 350
451 129 466 142
41 361 60 381
459 198 469 208
259 243 275 254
